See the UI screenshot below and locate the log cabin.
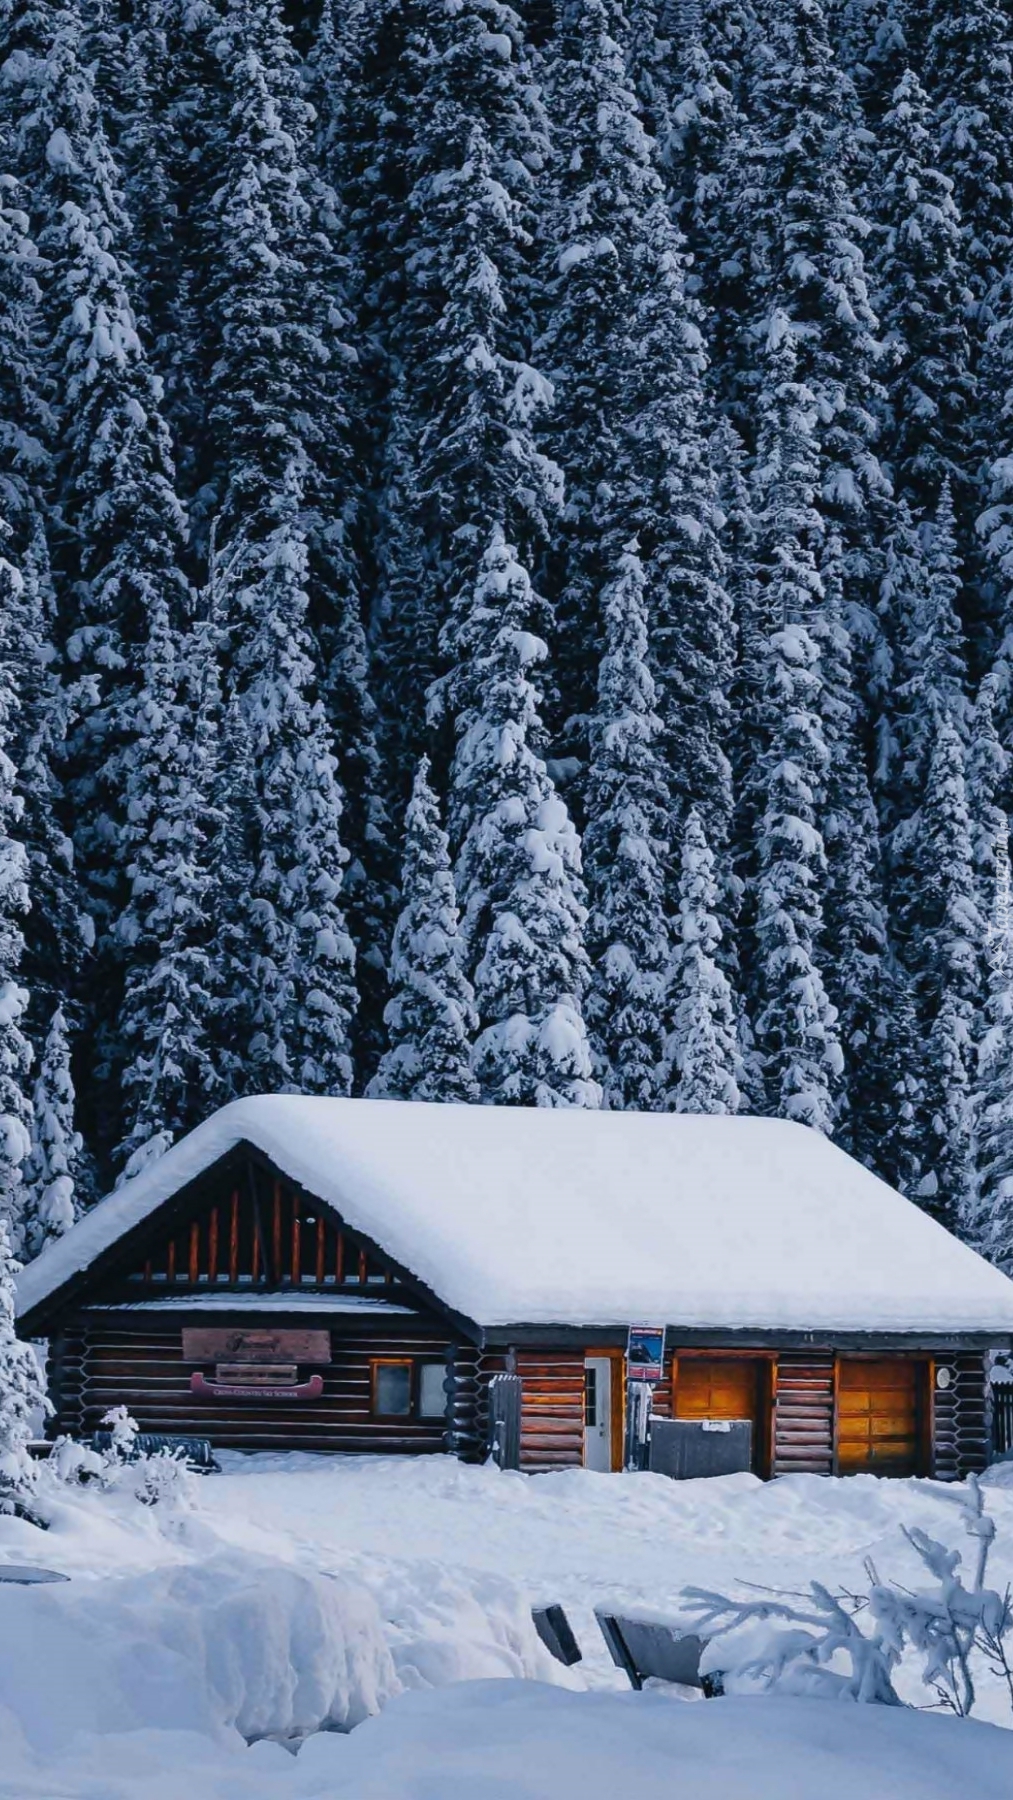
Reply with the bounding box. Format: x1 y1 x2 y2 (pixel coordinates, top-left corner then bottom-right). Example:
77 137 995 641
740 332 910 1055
16 1096 1013 1480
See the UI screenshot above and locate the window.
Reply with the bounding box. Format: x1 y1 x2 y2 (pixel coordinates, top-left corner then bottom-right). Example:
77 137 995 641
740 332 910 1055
372 1360 412 1417
418 1363 447 1419
370 1358 448 1422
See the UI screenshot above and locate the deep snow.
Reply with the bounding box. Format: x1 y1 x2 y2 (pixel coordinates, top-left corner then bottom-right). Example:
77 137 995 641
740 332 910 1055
4 1453 1013 1795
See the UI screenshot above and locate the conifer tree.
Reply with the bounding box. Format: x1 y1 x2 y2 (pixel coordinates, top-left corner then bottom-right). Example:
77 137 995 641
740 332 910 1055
204 687 259 1104
0 1217 48 1513
748 326 843 1133
231 469 359 1098
0 0 190 929
541 0 733 855
666 808 741 1114
199 0 391 1078
0 535 34 1255
886 488 970 843
114 594 221 1177
923 0 1013 334
968 671 1008 966
372 0 557 780
583 544 671 1110
873 969 927 1197
910 711 981 1226
649 0 746 342
869 68 974 513
22 1003 80 1255
816 536 891 1164
742 0 888 592
971 818 1013 1267
0 163 79 1017
368 758 478 1104
441 531 599 1108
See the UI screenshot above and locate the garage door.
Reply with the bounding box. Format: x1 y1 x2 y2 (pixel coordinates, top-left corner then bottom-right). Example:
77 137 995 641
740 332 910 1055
837 1358 922 1476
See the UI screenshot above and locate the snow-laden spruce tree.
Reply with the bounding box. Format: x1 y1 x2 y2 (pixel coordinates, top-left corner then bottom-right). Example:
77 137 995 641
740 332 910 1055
22 1004 80 1258
748 324 843 1135
656 0 740 263
368 758 478 1104
665 809 741 1115
371 0 557 784
886 485 971 951
968 672 1008 979
204 688 259 1106
743 0 888 602
440 530 599 1108
582 544 671 1110
0 534 34 1255
923 0 1013 337
0 163 79 1025
971 818 1013 1267
815 536 892 1166
114 593 221 1179
911 711 982 1227
868 67 974 514
219 465 358 1097
541 0 734 855
0 0 189 927
201 0 390 1081
875 969 929 1199
0 1217 47 1515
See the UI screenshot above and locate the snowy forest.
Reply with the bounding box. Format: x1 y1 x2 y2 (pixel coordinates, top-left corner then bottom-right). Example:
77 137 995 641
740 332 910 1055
0 0 1011 1272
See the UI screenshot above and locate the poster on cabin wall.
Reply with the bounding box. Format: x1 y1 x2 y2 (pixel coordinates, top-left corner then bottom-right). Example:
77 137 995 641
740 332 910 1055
181 1328 331 1365
626 1326 666 1383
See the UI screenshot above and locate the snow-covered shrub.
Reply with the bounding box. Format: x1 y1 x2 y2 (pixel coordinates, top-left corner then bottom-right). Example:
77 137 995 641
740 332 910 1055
132 1447 199 1512
683 1477 1013 1717
0 1217 50 1519
46 1433 104 1486
95 1406 199 1510
100 1404 139 1465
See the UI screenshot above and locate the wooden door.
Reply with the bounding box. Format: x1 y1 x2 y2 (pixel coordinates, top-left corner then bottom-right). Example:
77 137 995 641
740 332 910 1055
836 1358 922 1476
674 1357 759 1424
673 1356 766 1475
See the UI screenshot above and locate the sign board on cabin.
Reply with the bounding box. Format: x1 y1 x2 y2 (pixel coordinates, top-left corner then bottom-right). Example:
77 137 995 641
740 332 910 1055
182 1328 331 1365
626 1325 666 1383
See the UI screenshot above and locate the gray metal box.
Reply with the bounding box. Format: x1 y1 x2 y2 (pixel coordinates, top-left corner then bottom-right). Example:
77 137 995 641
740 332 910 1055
648 1416 752 1479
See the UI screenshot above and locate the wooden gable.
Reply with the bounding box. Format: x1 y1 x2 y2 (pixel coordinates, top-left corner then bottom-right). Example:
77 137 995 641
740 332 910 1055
45 1144 474 1333
111 1153 396 1297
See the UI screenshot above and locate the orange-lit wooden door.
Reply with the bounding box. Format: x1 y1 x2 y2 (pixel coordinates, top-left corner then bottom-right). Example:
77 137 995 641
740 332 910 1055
836 1358 921 1476
673 1357 759 1425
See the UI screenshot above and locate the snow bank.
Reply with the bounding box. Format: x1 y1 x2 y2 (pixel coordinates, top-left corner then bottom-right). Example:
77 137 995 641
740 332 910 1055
4 1667 1012 1799
0 1549 399 1751
20 1095 1013 1333
292 1681 1013 1800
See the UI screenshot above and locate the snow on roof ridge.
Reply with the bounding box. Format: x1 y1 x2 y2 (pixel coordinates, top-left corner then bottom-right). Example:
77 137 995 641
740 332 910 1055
17 1095 1013 1335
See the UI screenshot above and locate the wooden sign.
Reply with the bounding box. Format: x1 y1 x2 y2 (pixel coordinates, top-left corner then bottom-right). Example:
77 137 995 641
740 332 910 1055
190 1371 324 1402
182 1327 330 1365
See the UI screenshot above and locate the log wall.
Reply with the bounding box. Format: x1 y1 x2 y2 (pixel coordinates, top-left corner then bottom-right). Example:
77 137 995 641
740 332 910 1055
772 1352 836 1476
516 1349 585 1470
52 1324 458 1455
931 1353 989 1480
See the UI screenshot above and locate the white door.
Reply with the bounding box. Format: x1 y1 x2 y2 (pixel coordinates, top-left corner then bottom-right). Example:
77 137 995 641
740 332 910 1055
584 1357 612 1471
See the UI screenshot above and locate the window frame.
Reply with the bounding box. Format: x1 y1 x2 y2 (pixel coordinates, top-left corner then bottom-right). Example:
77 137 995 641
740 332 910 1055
369 1357 449 1423
370 1357 414 1420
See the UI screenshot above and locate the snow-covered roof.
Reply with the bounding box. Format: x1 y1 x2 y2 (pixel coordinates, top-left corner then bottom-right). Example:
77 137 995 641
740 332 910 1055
17 1096 1013 1335
84 1293 418 1316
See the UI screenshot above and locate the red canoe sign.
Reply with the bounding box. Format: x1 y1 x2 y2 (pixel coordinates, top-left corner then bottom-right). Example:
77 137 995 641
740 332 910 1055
190 1371 324 1402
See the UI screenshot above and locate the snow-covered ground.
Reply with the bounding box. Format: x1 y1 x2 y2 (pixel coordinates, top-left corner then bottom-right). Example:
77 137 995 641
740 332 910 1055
3 1453 1013 1796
